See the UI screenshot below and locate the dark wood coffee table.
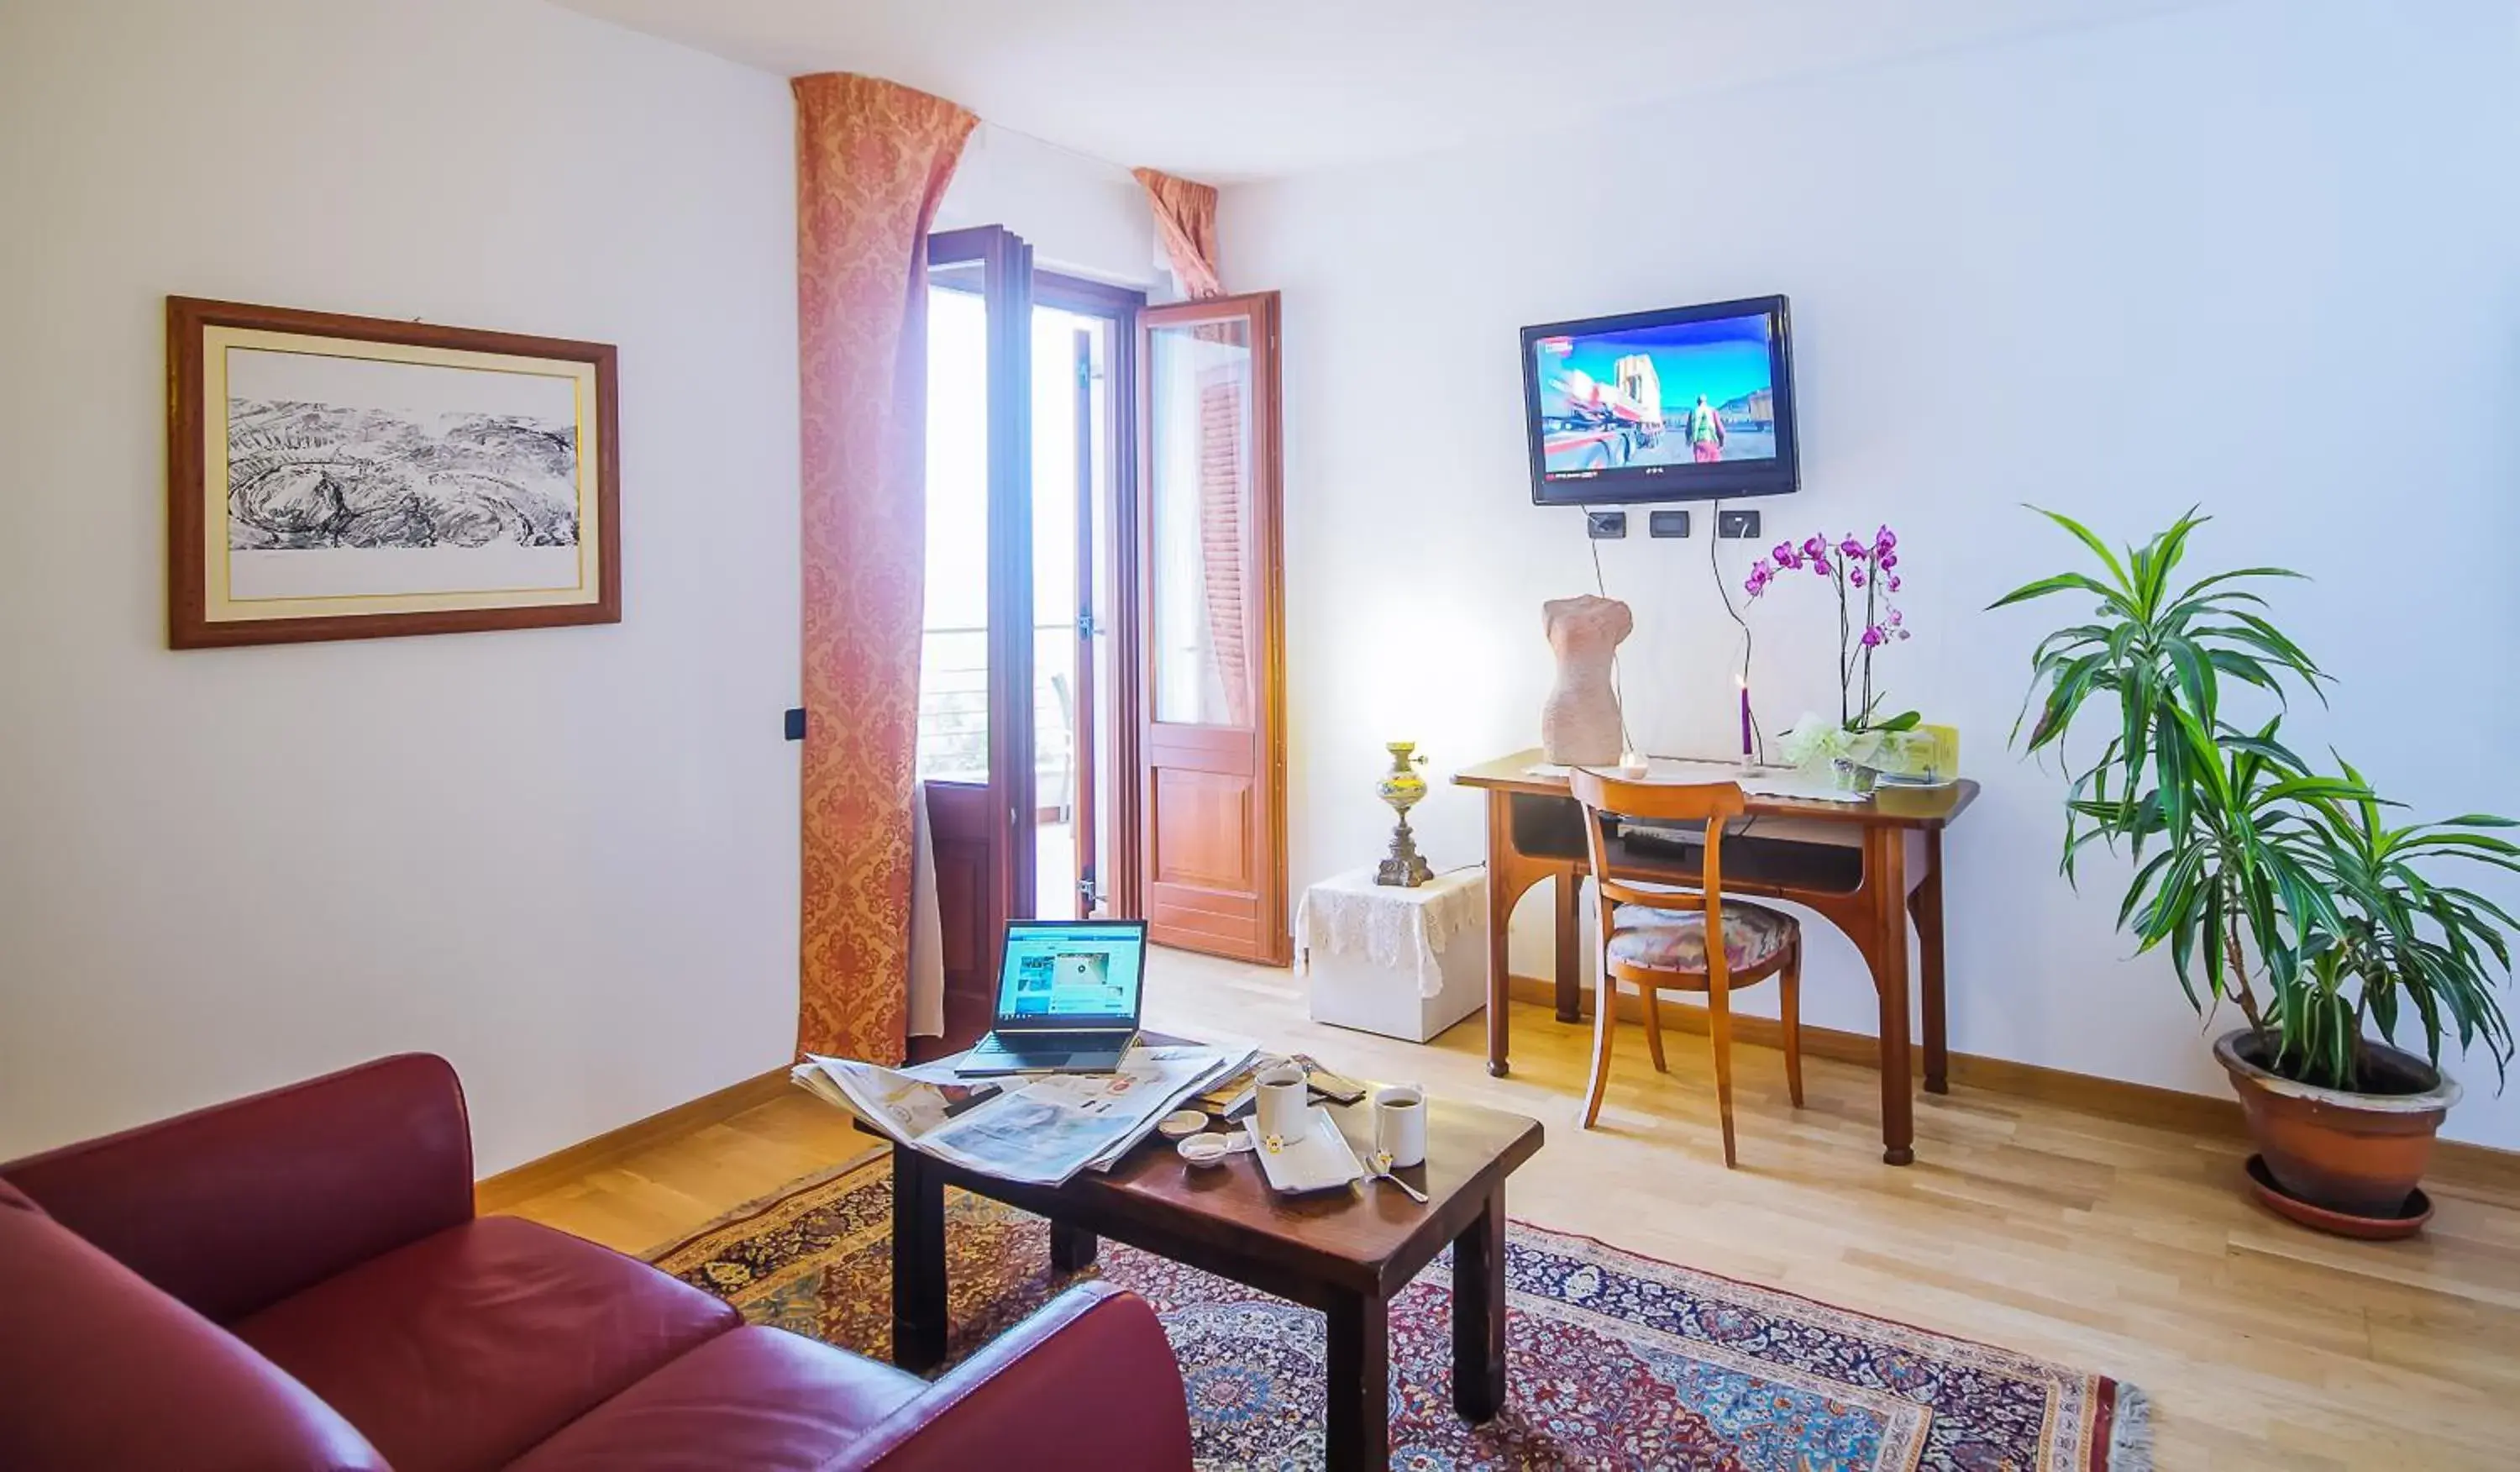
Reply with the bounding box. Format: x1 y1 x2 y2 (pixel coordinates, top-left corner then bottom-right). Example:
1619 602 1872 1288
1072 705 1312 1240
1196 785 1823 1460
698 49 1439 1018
886 1096 1543 1472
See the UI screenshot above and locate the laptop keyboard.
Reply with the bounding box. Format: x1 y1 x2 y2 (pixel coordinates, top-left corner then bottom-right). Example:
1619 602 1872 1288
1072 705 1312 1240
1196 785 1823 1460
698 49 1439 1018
982 1033 1104 1052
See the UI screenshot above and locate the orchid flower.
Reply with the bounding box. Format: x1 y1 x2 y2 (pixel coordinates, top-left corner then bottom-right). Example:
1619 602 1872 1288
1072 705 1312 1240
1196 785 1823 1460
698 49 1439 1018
1741 523 1916 735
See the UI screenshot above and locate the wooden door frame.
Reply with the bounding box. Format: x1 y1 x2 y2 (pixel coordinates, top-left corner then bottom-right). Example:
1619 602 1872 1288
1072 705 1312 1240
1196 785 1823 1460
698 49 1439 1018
1135 291 1289 965
1063 323 1097 900
927 226 1035 951
1034 271 1147 920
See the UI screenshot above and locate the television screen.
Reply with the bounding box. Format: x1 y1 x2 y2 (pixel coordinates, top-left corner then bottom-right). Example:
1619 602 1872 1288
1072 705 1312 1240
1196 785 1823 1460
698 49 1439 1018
1521 295 1798 504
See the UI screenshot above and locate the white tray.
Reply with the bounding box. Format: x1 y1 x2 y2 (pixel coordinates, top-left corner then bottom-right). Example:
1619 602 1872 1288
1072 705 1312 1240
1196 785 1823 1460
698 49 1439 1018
1242 1106 1367 1195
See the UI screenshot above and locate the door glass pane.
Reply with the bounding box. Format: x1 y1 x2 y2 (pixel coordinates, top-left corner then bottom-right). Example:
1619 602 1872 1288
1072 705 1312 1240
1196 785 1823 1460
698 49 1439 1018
1030 308 1107 919
1147 318 1253 728
917 270 990 782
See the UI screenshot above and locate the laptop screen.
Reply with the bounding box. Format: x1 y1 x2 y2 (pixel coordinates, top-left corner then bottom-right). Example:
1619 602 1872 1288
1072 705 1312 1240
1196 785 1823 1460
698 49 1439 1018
995 921 1147 1029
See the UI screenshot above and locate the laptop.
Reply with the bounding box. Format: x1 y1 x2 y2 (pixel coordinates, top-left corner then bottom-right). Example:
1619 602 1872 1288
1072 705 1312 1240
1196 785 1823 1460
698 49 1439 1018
954 919 1149 1076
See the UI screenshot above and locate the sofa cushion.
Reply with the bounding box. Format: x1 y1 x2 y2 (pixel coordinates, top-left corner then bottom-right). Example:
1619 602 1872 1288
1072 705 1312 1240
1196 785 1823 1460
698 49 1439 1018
234 1214 741 1472
508 1325 927 1470
0 1185 389 1472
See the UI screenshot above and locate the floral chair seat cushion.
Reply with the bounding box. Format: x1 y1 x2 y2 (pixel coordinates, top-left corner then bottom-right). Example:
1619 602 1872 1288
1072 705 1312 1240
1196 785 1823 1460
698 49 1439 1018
1608 901 1797 975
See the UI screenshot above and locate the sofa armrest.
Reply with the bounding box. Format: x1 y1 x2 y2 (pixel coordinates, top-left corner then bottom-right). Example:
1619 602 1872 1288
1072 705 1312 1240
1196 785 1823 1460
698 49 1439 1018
847 1281 1194 1471
0 1053 475 1323
0 1178 391 1472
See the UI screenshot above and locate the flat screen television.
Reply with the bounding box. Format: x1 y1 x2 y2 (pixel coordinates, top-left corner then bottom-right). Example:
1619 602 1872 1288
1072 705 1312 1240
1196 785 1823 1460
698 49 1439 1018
1521 294 1799 505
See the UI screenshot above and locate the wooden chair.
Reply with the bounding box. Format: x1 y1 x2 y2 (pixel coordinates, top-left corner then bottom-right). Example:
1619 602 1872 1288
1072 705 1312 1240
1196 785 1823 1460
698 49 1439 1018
1569 769 1804 1167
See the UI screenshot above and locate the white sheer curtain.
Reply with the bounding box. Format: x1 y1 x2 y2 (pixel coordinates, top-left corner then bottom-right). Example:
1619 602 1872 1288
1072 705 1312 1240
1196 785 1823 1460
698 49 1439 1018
907 781 945 1038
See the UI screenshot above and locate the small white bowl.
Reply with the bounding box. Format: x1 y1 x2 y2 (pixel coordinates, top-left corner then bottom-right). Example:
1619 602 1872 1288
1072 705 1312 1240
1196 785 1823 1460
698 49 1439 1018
1178 1133 1231 1167
1156 1109 1209 1140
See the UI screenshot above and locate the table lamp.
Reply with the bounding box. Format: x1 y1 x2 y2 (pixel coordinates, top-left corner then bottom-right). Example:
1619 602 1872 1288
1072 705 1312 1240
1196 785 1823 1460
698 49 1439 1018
1374 741 1433 887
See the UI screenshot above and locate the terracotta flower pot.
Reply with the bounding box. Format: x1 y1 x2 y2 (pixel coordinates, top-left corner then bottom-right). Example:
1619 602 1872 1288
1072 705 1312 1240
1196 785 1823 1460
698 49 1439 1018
2213 1028 2459 1221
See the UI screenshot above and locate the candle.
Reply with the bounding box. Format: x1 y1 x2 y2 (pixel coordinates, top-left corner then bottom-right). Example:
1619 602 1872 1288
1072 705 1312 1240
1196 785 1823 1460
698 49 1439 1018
1738 676 1753 760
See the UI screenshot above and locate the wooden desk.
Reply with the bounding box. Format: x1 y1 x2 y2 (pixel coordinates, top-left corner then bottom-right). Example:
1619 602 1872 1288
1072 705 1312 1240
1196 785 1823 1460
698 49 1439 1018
1453 749 1978 1165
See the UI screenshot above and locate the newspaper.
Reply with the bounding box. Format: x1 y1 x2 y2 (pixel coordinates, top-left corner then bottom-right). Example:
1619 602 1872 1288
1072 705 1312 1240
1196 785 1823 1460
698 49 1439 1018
794 1042 1253 1187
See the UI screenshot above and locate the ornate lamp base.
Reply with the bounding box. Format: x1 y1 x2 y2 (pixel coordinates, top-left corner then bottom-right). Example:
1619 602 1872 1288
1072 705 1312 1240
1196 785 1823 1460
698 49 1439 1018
1376 815 1433 887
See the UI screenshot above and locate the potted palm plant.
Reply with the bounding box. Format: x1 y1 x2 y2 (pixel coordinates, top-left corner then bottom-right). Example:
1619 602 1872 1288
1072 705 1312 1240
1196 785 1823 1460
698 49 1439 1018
1995 509 2517 1234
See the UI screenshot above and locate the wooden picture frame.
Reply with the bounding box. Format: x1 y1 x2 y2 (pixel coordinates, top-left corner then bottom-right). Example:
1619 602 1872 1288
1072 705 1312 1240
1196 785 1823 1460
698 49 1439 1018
167 296 621 648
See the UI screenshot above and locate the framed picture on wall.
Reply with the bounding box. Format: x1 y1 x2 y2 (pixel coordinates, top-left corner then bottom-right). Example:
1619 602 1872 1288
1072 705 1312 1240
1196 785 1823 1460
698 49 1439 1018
166 296 620 648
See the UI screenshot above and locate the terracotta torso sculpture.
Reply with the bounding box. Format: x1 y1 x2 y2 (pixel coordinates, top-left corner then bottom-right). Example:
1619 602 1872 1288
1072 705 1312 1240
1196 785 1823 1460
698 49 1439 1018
1541 595 1632 765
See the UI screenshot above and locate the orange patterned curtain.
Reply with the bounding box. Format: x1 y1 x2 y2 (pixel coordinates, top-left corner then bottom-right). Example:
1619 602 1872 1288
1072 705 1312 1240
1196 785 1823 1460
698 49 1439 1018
1132 167 1223 301
795 74 976 1062
1131 167 1251 724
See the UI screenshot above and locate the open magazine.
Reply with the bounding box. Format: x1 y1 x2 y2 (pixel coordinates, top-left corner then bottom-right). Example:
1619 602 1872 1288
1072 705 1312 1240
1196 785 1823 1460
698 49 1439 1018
795 1043 1253 1187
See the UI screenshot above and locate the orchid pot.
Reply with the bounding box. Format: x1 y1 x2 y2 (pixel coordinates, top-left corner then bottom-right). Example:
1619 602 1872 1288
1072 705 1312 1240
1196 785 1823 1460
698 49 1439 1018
1777 718 1884 791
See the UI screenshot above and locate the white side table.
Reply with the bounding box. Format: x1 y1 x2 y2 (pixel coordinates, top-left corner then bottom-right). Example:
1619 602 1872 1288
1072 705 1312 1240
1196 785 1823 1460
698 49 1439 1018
1295 866 1488 1043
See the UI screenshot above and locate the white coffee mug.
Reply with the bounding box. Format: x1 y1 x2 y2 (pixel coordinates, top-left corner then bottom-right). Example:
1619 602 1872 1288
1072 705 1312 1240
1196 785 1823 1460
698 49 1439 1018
1373 1084 1427 1169
1255 1065 1310 1143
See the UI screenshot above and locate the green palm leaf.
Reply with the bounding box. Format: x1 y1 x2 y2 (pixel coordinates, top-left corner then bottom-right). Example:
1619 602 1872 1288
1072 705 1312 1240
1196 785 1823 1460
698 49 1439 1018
1999 508 2516 1091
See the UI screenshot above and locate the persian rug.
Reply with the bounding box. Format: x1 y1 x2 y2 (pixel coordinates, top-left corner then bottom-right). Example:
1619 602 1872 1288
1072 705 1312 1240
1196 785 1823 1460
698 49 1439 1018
648 1157 2150 1471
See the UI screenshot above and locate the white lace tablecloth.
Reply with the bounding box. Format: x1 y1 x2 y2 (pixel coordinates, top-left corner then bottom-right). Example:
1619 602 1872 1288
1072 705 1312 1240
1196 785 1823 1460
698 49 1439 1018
1294 865 1488 998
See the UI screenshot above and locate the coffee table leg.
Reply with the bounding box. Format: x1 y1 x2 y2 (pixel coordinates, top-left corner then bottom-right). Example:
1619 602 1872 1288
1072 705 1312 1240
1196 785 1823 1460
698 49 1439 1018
1050 1219 1099 1271
1324 1291 1390 1472
1452 1183 1508 1422
890 1148 948 1373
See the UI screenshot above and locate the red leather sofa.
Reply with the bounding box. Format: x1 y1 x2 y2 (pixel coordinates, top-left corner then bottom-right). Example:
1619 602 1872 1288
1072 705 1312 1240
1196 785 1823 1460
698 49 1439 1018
0 1054 1196 1470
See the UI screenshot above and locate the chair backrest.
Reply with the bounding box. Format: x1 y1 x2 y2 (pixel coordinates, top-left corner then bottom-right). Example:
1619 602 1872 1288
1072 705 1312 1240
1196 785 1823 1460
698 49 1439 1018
1567 769 1748 975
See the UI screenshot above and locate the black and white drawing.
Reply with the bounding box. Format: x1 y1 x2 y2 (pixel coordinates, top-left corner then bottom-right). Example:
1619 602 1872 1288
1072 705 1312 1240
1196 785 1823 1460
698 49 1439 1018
227 402 579 553
222 347 587 602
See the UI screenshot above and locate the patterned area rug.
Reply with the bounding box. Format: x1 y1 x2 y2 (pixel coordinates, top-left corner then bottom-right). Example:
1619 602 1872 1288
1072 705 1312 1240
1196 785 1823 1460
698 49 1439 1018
648 1156 2149 1471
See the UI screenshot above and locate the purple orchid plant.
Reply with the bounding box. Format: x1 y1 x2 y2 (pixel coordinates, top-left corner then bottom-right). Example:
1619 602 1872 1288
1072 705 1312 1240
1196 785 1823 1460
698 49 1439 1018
1744 524 1919 734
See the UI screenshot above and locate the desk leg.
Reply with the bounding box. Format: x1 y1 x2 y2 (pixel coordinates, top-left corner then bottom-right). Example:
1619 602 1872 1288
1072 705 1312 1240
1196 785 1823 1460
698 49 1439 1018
890 1148 948 1371
1553 873 1583 1023
1871 828 1917 1166
1484 790 1514 1077
1913 828 1949 1096
1452 1183 1508 1423
1325 1291 1392 1472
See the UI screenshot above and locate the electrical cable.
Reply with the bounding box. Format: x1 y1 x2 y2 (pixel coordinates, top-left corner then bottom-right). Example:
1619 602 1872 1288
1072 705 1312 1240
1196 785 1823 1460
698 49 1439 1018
1709 499 1766 765
1708 500 1768 844
1589 533 1639 756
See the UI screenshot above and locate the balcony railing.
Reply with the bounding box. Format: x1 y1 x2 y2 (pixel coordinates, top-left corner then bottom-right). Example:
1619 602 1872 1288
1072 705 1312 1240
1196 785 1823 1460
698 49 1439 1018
917 623 1079 813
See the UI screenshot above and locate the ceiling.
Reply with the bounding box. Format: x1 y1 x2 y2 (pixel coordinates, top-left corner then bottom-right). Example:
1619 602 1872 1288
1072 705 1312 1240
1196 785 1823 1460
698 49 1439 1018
554 0 2219 183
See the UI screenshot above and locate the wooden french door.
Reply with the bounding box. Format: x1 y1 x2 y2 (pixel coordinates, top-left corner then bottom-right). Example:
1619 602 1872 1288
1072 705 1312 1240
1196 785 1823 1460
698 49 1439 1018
920 226 1034 1054
1135 292 1289 964
1034 271 1146 923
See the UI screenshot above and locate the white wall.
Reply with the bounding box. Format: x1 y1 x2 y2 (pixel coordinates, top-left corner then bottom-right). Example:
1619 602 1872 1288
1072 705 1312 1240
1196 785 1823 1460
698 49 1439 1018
0 0 802 1173
939 124 1157 289
1228 0 2520 1147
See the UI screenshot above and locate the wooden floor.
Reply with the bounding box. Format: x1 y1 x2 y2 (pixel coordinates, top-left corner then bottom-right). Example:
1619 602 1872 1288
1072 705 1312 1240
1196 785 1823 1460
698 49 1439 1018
500 951 2520 1471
